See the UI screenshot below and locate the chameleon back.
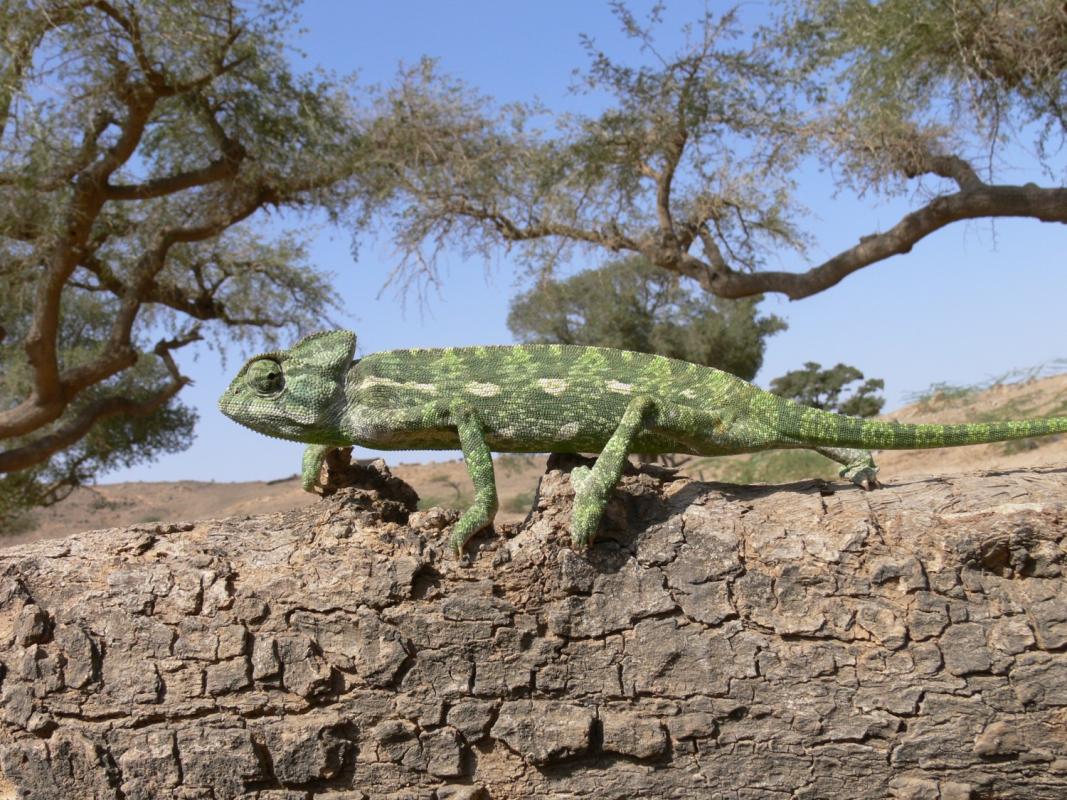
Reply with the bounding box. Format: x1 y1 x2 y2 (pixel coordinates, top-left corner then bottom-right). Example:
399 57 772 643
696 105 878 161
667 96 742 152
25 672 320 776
343 344 757 454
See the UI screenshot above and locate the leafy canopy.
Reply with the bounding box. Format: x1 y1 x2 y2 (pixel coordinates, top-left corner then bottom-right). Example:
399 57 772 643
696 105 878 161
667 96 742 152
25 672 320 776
0 0 377 529
364 1 1067 302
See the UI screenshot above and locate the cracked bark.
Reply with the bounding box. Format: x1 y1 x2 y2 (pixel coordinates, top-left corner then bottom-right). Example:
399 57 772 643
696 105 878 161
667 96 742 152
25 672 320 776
1 457 1067 799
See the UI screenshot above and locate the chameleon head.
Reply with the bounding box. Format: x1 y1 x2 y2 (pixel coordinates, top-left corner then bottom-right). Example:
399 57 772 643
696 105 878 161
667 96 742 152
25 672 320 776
218 330 357 443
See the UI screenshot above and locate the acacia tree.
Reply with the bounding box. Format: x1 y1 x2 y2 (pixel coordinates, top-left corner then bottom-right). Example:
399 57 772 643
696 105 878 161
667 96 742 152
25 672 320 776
0 0 373 525
507 256 786 381
365 1 1067 301
770 362 885 417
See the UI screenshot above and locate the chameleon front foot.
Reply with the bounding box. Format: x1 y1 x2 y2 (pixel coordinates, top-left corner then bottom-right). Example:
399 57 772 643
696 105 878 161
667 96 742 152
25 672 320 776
301 444 333 493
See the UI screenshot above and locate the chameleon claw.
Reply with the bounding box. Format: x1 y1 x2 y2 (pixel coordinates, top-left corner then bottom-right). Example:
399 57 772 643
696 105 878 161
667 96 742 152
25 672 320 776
570 485 608 549
449 532 466 559
448 502 495 558
837 451 881 491
846 467 881 491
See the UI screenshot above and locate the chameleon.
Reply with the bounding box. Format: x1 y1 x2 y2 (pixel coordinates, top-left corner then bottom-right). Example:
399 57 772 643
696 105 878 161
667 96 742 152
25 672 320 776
218 330 1067 556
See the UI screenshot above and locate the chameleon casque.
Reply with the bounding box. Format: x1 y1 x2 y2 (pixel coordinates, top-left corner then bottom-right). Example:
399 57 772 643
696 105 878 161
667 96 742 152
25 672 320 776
219 330 1067 555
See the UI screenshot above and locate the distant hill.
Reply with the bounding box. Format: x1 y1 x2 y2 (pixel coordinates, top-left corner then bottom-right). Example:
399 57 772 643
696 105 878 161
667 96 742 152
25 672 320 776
11 372 1067 548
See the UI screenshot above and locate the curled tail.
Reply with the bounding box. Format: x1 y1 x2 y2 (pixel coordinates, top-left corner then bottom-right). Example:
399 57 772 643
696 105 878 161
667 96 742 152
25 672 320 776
774 398 1067 450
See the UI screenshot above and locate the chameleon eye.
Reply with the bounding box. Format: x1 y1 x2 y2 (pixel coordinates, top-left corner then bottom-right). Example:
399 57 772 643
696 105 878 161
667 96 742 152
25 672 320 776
247 359 284 396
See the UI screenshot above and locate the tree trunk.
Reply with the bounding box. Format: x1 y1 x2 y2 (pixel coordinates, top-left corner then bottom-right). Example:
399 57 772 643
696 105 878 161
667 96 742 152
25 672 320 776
1 457 1066 799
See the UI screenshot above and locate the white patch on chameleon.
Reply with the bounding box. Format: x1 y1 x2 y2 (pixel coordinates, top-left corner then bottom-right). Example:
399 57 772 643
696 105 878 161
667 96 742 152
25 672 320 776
357 376 437 394
606 380 633 394
681 389 697 399
357 376 400 390
537 378 568 395
466 382 501 397
557 421 580 439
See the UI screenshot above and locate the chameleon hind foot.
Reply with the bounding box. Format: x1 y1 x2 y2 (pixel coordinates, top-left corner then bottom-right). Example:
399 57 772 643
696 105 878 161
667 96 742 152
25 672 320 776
446 400 499 557
448 506 496 558
569 396 656 549
570 466 609 549
839 455 882 491
814 446 882 490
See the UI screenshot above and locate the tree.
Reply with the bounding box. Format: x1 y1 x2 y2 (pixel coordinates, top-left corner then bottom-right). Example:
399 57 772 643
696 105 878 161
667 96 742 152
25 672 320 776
364 1 1067 302
0 0 375 528
770 361 885 417
507 256 786 381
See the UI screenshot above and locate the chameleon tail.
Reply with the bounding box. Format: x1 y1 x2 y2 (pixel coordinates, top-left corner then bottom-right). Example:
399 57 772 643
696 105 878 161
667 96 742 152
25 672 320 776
773 398 1067 450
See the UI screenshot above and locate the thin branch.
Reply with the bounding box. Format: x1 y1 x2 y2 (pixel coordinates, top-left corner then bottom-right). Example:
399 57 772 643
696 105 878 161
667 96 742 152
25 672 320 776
0 332 197 474
1 179 274 441
0 1 94 140
90 0 157 83
59 187 274 396
432 197 641 252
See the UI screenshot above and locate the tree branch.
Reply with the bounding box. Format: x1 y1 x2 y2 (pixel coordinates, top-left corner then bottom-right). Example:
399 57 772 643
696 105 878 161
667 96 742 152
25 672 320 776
906 154 985 192
18 88 156 425
89 1 248 97
697 182 1067 300
58 187 274 398
0 332 196 474
104 148 244 201
1 176 274 442
90 1 156 83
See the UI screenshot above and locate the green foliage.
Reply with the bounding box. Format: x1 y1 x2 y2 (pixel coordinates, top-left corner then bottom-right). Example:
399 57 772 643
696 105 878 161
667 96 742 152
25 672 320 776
365 7 809 288
508 256 786 381
1 291 197 531
780 0 1067 184
770 362 885 417
907 382 981 412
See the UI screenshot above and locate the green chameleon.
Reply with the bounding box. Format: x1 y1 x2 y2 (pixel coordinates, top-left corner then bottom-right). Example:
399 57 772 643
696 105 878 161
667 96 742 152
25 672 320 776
219 330 1067 555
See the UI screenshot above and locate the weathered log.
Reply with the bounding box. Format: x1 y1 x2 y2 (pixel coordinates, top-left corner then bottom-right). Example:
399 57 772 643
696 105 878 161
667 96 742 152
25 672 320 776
1 457 1066 799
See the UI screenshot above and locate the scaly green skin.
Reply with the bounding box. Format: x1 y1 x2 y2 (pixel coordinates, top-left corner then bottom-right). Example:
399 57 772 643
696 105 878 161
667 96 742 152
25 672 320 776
219 331 1067 555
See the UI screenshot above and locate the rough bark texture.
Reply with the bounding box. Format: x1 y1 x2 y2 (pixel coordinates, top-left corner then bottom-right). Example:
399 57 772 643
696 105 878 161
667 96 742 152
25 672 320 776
1 457 1067 799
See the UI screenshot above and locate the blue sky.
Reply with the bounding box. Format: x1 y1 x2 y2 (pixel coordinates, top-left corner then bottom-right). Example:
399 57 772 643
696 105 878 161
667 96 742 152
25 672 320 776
107 0 1067 483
